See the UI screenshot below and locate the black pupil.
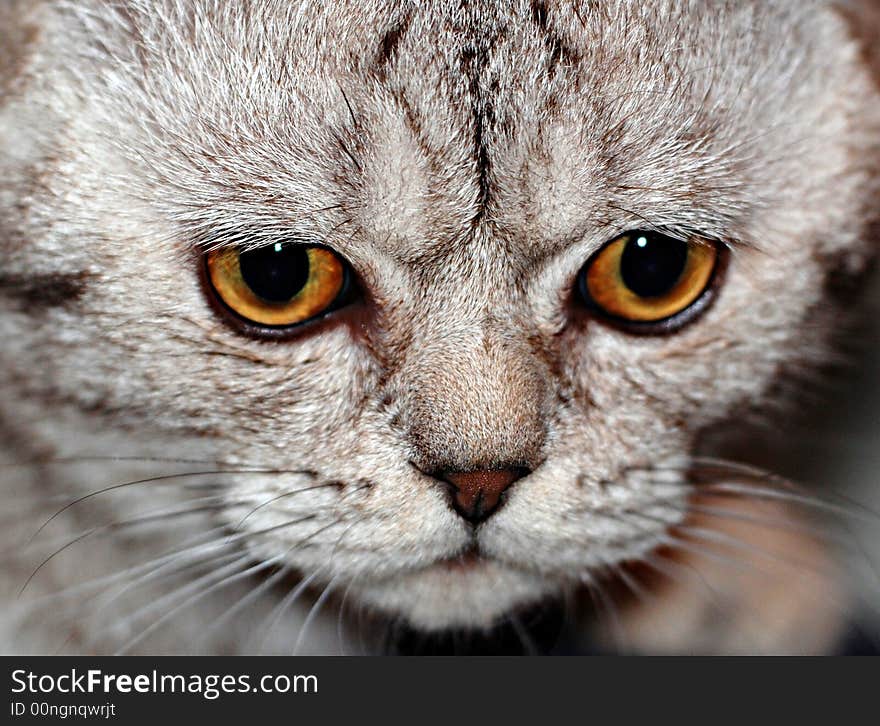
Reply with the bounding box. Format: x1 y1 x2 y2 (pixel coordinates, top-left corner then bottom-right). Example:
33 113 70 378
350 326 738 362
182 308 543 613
239 243 310 303
619 234 688 298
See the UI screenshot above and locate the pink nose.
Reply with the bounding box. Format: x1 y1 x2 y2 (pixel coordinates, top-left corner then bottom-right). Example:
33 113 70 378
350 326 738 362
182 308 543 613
441 469 528 523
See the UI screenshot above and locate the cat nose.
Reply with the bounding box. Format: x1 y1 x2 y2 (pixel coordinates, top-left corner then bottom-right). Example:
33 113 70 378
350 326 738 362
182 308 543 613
439 468 529 523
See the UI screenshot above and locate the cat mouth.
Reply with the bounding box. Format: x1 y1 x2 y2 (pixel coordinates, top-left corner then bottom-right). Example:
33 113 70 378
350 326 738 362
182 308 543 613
435 545 484 573
432 543 528 576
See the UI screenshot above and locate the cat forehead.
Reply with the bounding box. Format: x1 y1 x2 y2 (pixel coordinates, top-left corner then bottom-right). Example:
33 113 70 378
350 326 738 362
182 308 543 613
81 0 843 262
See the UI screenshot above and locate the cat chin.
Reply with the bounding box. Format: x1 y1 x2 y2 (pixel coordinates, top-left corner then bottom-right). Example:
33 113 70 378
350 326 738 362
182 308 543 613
351 557 560 631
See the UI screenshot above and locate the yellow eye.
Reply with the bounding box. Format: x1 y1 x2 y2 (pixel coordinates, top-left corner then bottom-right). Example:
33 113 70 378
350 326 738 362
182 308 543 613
206 243 347 328
580 232 719 324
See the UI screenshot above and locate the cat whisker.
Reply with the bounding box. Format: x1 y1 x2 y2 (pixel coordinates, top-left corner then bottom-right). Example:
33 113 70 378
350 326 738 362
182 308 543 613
114 553 265 655
689 455 880 511
578 504 864 652
570 490 852 556
256 568 325 655
19 505 323 598
51 543 249 656
322 518 381 655
656 531 875 646
336 571 364 656
17 492 247 559
292 576 340 655
589 471 880 623
31 524 238 615
1 455 229 469
605 561 656 608
231 480 357 532
683 502 849 544
642 549 722 602
250 513 369 654
86 540 253 624
195 560 299 651
584 578 628 654
29 467 319 545
572 505 780 651
54 509 333 653
18 497 261 596
590 456 880 530
505 610 540 656
694 482 880 527
637 549 737 632
245 514 361 653
668 524 831 579
624 503 831 580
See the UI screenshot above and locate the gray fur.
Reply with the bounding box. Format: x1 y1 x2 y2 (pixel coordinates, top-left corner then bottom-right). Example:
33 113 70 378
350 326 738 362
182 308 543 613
1 0 878 654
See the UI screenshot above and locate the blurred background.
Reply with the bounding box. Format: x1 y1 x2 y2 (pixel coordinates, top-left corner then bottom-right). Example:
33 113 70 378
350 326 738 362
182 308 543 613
706 267 880 650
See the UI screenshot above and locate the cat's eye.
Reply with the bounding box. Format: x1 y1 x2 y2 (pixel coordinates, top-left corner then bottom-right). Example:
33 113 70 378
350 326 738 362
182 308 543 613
578 231 720 328
206 243 350 329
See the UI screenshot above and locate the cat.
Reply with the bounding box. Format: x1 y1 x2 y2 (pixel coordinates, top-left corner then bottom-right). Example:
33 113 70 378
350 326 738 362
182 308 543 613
1 0 879 655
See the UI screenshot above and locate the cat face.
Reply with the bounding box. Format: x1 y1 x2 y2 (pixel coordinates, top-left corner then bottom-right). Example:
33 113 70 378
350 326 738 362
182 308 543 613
1 0 878 634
